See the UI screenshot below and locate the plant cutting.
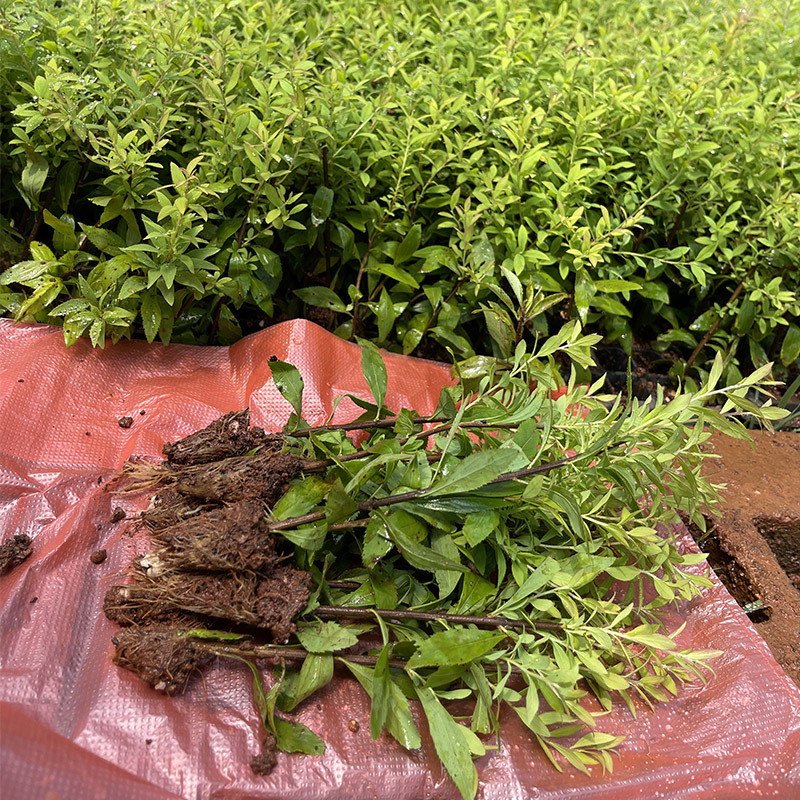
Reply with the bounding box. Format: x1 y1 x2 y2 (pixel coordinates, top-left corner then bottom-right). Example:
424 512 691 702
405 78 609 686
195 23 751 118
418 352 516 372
104 323 788 799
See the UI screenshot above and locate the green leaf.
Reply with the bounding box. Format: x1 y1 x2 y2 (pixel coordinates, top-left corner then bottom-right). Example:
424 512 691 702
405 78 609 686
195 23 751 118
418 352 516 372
342 661 421 750
325 479 358 524
417 686 478 800
140 291 161 343
54 161 81 211
0 261 52 285
270 358 304 418
284 653 333 711
295 286 347 313
274 717 326 755
386 510 469 573
377 288 396 342
363 515 393 567
370 644 392 738
357 338 388 411
273 477 331 520
394 224 421 266
296 621 360 653
310 186 334 225
179 629 250 642
279 523 328 551
780 324 800 366
432 529 462 598
428 449 525 496
593 279 642 292
407 629 506 669
462 510 499 547
21 155 49 201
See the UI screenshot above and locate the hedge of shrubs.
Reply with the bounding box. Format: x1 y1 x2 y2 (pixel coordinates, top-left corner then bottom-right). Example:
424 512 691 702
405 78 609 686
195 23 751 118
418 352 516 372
1 0 798 381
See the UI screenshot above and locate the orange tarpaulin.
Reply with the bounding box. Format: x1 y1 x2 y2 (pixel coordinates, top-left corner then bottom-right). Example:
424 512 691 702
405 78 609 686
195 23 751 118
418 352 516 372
1 318 799 799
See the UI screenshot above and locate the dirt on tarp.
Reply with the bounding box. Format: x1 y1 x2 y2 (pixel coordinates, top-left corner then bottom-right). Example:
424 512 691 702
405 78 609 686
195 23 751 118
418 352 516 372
698 430 800 687
0 533 32 574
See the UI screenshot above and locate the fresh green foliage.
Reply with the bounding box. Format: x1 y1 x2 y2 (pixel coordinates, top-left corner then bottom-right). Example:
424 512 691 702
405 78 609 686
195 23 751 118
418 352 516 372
2 0 798 378
250 326 786 797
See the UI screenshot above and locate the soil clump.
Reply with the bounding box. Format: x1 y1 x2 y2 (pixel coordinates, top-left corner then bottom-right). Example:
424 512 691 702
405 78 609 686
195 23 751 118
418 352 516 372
162 409 281 466
104 409 313 703
0 534 33 575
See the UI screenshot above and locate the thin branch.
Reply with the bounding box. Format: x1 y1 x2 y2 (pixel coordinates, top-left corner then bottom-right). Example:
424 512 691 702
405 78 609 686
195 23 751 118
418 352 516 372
204 642 409 671
313 605 562 631
686 270 753 369
268 450 585 531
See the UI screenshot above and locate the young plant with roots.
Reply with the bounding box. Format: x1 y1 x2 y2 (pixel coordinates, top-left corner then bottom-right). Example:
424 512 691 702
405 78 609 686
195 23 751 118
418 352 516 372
106 322 788 799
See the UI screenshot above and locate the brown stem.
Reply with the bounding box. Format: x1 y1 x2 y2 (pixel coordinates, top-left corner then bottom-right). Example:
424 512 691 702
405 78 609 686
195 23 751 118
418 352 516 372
665 198 689 249
205 642 409 671
313 605 562 631
322 145 332 282
686 271 752 369
293 415 451 437
409 278 467 356
268 450 585 531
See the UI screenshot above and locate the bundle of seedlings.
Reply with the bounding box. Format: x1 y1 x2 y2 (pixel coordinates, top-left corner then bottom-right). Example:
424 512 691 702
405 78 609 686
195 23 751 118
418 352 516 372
104 323 788 799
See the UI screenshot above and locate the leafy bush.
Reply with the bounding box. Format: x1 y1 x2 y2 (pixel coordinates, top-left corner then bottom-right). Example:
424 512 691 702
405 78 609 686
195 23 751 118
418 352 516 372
1 0 798 380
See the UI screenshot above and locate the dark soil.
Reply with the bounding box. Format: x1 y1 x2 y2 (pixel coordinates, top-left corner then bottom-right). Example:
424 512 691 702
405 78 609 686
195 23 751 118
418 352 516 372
105 407 314 709
151 500 281 572
141 488 206 532
106 567 310 642
175 451 302 506
698 431 800 686
90 549 108 565
162 409 281 466
112 626 206 693
111 507 127 523
119 416 134 428
250 733 279 775
0 534 33 575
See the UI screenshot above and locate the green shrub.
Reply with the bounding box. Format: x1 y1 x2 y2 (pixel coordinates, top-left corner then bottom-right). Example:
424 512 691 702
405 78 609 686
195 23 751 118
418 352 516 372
1 0 798 380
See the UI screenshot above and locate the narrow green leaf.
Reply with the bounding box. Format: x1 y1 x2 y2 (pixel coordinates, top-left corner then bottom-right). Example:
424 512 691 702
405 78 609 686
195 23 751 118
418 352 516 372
270 358 304 418
342 661 421 750
284 653 333 711
428 449 525 496
295 286 347 313
21 155 49 201
370 644 392 738
416 686 478 800
357 338 388 411
394 224 421 266
407 628 506 669
386 511 469 573
296 621 360 653
311 186 334 225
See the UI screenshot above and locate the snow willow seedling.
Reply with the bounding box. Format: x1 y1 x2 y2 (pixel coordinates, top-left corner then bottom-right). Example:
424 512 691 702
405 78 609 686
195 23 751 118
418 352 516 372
106 322 787 799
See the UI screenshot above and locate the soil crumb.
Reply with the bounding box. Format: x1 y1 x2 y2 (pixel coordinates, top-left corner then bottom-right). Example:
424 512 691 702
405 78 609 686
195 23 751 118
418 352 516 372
111 507 126 523
119 416 134 428
0 534 33 575
251 733 278 775
112 626 205 693
91 549 108 565
162 409 281 466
